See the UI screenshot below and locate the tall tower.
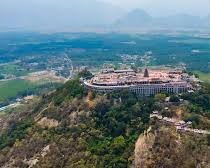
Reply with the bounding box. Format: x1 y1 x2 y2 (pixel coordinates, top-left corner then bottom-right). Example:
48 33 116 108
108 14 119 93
144 68 149 77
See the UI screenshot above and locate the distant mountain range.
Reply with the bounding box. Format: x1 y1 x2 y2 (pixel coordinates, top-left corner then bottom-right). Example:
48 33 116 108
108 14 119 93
116 9 210 29
0 0 209 31
116 9 152 27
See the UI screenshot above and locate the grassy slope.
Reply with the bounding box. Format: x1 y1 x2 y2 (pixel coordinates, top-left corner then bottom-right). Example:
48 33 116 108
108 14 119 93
194 71 210 83
0 79 35 102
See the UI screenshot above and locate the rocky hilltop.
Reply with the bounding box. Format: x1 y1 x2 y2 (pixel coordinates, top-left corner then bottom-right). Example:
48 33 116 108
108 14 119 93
0 71 210 168
135 125 210 168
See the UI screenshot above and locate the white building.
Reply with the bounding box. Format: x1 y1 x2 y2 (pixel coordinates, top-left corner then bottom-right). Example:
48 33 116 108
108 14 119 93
83 69 192 96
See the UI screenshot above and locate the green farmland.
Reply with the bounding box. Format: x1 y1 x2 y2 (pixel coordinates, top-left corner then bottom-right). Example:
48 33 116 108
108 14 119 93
0 79 35 103
0 64 32 77
194 71 210 83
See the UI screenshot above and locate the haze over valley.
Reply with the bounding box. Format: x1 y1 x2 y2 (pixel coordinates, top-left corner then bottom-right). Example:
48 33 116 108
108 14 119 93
1 0 210 31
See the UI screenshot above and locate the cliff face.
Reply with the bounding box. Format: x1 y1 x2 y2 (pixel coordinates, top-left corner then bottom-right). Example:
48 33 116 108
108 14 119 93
135 127 156 168
135 125 210 168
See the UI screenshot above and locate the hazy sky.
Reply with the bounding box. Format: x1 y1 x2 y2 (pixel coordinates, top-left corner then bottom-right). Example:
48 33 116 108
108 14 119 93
0 0 210 31
100 0 210 17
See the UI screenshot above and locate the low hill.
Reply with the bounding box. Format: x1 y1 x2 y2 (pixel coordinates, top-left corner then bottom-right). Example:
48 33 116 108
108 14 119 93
0 78 153 167
0 74 210 167
159 14 202 28
116 9 152 27
116 8 209 29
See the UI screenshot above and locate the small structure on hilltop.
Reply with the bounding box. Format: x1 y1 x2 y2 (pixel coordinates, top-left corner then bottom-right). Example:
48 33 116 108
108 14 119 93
150 112 210 135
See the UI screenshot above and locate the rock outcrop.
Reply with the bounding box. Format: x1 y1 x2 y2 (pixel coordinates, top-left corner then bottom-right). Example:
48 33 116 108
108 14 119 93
135 125 210 168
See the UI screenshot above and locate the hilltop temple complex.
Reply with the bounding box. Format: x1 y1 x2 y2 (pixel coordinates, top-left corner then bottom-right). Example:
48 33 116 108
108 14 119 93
83 68 193 96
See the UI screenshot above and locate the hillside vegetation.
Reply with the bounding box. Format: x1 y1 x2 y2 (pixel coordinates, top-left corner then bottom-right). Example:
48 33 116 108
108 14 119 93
0 77 154 167
0 74 210 167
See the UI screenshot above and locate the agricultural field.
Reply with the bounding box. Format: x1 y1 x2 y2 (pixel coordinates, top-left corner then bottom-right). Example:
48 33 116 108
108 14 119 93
0 64 32 77
0 77 63 105
1 32 210 72
1 32 210 105
0 79 35 103
194 71 210 83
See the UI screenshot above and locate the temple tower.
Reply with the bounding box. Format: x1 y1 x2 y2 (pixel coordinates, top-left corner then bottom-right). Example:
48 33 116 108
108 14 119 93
144 68 149 77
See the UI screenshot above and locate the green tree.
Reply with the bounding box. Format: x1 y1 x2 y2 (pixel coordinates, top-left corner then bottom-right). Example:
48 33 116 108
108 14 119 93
78 69 93 79
111 136 126 154
155 93 167 102
0 74 4 80
170 95 180 103
53 79 86 105
207 135 210 146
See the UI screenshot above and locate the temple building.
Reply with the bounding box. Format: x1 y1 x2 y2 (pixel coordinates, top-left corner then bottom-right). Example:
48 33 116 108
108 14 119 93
82 69 192 96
